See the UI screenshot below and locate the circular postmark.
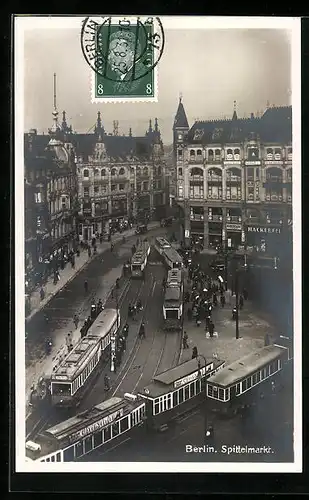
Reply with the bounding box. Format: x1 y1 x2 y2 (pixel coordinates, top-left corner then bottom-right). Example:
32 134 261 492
81 16 165 83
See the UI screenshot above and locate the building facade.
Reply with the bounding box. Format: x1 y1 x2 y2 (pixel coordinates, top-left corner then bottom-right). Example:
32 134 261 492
72 114 167 241
174 99 292 257
24 110 78 288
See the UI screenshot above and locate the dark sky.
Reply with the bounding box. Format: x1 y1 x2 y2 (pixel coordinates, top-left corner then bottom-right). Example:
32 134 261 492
24 25 291 143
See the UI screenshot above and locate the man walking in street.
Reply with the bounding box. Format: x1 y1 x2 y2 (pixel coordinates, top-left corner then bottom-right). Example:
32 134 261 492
183 331 189 349
220 293 225 308
84 279 88 294
73 314 79 329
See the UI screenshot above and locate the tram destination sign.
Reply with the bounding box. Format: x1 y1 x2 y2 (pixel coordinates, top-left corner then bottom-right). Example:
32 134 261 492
174 366 209 389
247 226 281 234
69 409 124 443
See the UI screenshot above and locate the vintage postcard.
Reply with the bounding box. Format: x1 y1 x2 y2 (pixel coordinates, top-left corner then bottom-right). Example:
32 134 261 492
15 15 301 474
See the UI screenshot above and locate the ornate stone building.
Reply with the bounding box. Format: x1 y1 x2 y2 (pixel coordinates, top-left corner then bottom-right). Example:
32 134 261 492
72 113 166 241
174 99 292 257
24 108 78 287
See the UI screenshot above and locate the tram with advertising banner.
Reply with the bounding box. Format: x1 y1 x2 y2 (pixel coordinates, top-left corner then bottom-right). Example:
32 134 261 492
26 396 146 463
50 308 119 408
163 269 184 331
130 241 150 279
154 237 171 255
139 357 225 430
206 342 291 416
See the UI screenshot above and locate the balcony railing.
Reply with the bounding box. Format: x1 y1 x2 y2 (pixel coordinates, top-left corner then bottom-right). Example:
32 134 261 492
226 175 241 183
190 213 204 221
190 175 204 181
189 193 204 199
208 214 223 222
265 194 283 202
207 194 222 200
207 156 222 163
189 156 204 163
227 215 242 222
226 195 242 201
207 175 222 182
265 176 283 183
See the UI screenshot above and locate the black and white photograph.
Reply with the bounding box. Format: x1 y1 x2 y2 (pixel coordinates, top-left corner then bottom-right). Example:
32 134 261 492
14 16 301 473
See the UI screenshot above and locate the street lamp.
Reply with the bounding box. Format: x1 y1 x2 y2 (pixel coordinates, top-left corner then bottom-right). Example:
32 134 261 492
234 268 240 340
196 354 209 443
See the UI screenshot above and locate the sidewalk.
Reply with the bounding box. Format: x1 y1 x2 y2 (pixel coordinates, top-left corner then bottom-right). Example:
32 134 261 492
26 222 159 322
179 290 277 367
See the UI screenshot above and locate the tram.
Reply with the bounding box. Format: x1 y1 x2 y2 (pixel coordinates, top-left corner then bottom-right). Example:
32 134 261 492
162 247 183 270
206 343 290 416
26 396 146 463
163 269 184 331
154 237 171 255
50 308 119 408
130 241 150 279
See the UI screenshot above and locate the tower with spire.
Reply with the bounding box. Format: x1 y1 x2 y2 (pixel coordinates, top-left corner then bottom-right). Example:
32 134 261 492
232 100 238 120
94 111 105 139
173 94 189 155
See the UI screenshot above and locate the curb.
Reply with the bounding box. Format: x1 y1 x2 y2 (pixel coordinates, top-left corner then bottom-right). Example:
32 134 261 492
26 223 160 322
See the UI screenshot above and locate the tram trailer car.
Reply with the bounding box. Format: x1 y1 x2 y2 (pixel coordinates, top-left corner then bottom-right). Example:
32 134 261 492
154 237 171 256
139 357 225 431
166 269 183 288
206 344 290 417
130 241 150 279
50 308 119 408
162 247 183 270
26 396 146 463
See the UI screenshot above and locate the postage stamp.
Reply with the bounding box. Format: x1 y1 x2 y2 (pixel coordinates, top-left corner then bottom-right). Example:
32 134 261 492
14 15 301 481
81 16 164 102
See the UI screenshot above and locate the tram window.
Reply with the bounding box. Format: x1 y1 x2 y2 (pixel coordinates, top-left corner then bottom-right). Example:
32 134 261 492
252 373 258 385
75 441 84 458
256 371 261 382
104 426 111 442
196 379 202 394
207 385 213 398
247 377 252 389
178 388 184 404
166 394 172 410
184 385 190 401
50 455 55 462
242 380 247 392
94 430 103 449
173 391 178 408
112 422 120 438
201 377 206 392
56 452 61 462
189 381 196 398
224 388 230 401
84 436 93 454
154 401 160 415
120 416 129 433
218 388 225 401
45 457 50 462
213 386 218 400
262 368 267 379
63 445 75 462
235 383 241 395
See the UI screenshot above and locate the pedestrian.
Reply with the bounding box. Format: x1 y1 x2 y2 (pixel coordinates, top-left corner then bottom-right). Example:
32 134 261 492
209 321 215 338
183 331 189 349
110 242 114 252
84 279 88 294
40 287 45 301
104 374 110 391
76 248 80 257
93 245 97 255
239 295 244 309
88 246 91 258
243 288 248 301
123 323 129 339
73 314 79 329
71 257 75 269
192 345 198 359
220 294 225 308
139 322 146 339
212 293 217 307
196 317 201 327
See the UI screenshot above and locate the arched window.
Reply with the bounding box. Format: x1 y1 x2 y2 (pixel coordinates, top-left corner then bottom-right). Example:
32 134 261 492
227 149 233 155
94 168 99 176
197 149 202 156
83 169 89 178
266 148 273 159
111 168 116 176
157 166 162 176
143 166 149 176
208 149 214 159
101 169 106 176
130 166 134 173
266 167 283 182
191 167 203 177
215 149 221 156
136 166 141 176
274 148 281 160
119 167 125 175
178 168 183 176
190 149 195 156
234 148 240 158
